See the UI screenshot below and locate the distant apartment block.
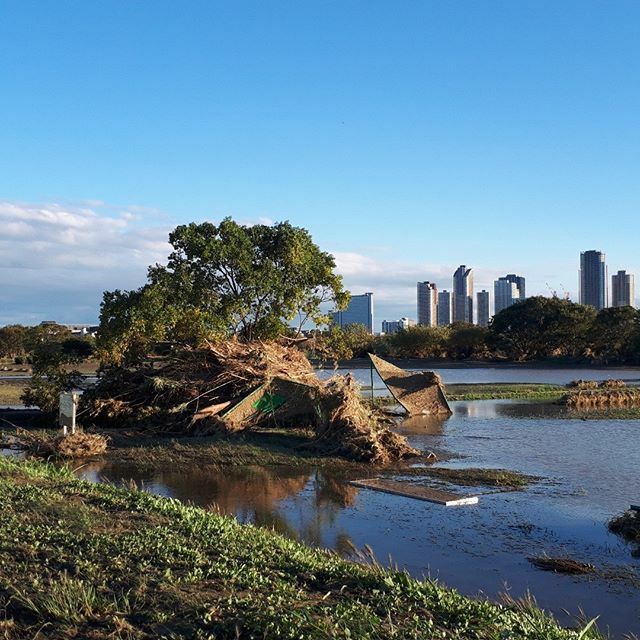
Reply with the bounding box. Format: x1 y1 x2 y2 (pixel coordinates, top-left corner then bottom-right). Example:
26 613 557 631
382 317 415 335
417 281 438 326
453 265 473 323
477 290 490 327
437 290 452 326
611 270 635 307
494 278 520 315
579 250 607 310
504 274 526 300
331 292 374 333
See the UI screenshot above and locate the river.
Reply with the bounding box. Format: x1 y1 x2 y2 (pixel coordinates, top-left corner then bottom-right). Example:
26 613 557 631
74 363 640 637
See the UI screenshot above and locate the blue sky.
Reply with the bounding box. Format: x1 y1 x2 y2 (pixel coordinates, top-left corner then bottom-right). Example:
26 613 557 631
1 1 639 328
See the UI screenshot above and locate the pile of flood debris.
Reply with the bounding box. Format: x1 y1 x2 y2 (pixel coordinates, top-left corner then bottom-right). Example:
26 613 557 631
560 380 640 409
82 340 419 464
2 429 108 459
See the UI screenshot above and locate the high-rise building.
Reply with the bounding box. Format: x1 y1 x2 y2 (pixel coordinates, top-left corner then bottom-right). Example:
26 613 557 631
332 292 374 333
611 270 635 307
437 290 452 326
494 278 520 315
579 250 607 310
477 290 490 327
453 265 473 323
417 281 438 326
504 274 526 300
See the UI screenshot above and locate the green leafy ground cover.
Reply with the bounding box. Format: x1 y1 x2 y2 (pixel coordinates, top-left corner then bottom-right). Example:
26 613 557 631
0 456 601 639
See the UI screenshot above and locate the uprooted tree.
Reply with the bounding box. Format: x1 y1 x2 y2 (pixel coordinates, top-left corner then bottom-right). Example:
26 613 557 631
97 218 349 365
86 218 419 463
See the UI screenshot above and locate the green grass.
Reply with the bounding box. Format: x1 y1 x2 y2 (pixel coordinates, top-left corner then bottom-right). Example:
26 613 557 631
445 383 564 401
0 456 601 639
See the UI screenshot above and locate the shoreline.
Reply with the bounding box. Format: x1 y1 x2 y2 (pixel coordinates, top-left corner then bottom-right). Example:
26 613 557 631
0 456 603 639
316 357 640 371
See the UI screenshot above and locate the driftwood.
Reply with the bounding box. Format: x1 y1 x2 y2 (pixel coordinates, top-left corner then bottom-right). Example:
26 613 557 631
82 340 418 464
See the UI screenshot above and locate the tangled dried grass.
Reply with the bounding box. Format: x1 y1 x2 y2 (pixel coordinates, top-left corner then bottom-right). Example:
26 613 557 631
560 387 640 409
608 509 640 543
83 340 417 464
567 379 598 390
9 429 108 458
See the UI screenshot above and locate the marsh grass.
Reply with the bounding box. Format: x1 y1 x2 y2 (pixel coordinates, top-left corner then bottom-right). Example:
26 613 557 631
0 456 603 639
445 383 564 401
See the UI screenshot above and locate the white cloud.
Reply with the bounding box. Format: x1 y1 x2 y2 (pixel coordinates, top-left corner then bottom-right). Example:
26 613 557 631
0 201 171 324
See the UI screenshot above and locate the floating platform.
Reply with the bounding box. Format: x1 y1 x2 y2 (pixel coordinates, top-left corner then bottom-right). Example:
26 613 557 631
350 478 479 506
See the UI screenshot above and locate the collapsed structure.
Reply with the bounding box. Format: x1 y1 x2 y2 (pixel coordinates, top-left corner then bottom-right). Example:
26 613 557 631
368 354 451 416
83 340 419 464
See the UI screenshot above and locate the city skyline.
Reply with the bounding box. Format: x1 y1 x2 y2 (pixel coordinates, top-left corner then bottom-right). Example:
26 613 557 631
2 3 640 326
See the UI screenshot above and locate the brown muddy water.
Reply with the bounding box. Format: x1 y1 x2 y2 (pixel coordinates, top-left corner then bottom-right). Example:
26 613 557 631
78 398 640 638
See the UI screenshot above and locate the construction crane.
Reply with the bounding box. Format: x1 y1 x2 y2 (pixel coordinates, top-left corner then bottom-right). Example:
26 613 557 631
545 282 558 298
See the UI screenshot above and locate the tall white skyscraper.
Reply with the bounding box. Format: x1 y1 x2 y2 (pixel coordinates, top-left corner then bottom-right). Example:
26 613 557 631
417 281 438 326
453 266 473 323
477 290 490 327
494 278 520 314
611 270 635 307
579 250 607 310
437 290 452 326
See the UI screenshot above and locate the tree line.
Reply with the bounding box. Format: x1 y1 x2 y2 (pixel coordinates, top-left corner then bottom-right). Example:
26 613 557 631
308 297 640 364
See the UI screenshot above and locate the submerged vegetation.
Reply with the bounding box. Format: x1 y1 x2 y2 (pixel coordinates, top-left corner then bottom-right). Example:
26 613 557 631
0 456 602 639
418 467 539 489
445 383 564 401
527 557 596 575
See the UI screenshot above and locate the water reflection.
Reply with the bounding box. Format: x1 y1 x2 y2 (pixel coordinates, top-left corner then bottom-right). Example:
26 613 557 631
394 414 448 435
79 462 358 552
77 399 640 637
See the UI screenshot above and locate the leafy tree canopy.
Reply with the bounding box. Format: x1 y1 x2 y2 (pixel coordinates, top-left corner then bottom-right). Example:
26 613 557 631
487 296 596 361
98 218 348 365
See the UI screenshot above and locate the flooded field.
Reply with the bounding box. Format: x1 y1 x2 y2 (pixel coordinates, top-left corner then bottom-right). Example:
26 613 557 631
79 396 640 638
317 363 640 392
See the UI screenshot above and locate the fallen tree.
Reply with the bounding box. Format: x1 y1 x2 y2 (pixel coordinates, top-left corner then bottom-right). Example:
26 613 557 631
82 340 418 464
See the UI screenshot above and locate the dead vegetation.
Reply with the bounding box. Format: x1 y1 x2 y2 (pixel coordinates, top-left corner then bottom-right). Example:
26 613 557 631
567 379 627 390
560 386 640 409
608 509 640 543
4 429 108 458
420 467 538 488
82 340 418 464
527 556 596 575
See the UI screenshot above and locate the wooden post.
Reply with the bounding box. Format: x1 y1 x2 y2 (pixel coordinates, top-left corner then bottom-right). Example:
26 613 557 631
370 361 375 403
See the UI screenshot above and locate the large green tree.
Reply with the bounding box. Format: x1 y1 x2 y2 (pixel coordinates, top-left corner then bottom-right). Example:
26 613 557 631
98 218 348 365
0 325 30 358
487 296 596 361
588 306 640 364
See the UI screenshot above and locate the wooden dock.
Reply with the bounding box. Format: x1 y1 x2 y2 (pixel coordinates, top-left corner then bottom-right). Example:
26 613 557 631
350 478 479 506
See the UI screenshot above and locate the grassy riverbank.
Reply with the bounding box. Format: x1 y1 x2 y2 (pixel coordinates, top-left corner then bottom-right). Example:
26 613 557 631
445 383 564 401
0 456 600 639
